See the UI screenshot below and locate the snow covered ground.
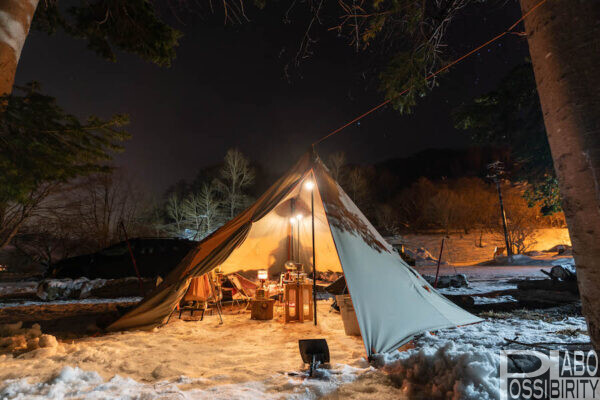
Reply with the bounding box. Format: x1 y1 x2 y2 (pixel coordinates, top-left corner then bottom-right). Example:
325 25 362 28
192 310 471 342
0 265 587 399
0 281 37 298
416 265 548 295
0 297 143 309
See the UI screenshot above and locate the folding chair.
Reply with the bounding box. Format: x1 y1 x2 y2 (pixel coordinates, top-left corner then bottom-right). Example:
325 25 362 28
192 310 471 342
228 274 253 311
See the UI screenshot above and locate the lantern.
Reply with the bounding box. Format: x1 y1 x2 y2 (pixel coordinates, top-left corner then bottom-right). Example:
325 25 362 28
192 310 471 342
258 269 268 281
284 282 313 323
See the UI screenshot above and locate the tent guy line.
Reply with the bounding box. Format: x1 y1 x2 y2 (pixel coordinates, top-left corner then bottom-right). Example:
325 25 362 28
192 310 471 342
313 0 548 146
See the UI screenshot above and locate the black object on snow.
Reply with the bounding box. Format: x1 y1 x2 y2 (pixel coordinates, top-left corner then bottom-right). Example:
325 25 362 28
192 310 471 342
49 238 197 279
325 275 348 295
299 339 330 377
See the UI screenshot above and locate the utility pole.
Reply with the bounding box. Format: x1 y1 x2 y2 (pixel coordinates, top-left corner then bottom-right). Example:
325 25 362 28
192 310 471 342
487 161 512 261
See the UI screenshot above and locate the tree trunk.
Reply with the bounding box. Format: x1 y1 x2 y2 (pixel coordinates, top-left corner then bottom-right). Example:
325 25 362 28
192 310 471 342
0 212 26 249
520 0 600 347
0 0 39 95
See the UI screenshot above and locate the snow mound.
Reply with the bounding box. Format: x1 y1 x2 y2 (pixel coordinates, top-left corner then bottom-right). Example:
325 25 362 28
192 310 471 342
380 336 500 400
403 247 449 266
0 321 59 356
0 297 142 309
36 278 107 301
0 364 371 399
373 315 589 399
422 274 469 289
472 295 517 305
485 254 574 267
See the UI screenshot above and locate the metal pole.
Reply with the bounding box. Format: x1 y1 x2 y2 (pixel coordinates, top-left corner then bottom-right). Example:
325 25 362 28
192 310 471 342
120 221 145 297
311 189 317 325
433 238 445 288
290 198 296 262
496 180 513 260
290 219 296 260
297 219 300 263
433 238 445 289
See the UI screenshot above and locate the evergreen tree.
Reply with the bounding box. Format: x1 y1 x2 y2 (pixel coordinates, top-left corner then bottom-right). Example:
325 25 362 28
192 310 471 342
0 83 130 248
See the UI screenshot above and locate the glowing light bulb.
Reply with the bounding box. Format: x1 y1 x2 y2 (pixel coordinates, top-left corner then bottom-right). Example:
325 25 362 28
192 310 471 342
304 181 314 191
296 214 303 221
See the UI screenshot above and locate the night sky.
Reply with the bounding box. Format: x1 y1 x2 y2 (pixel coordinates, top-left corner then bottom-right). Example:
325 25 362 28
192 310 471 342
15 0 529 194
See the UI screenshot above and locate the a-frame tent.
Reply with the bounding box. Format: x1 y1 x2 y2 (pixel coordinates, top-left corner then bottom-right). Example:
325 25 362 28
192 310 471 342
108 150 481 356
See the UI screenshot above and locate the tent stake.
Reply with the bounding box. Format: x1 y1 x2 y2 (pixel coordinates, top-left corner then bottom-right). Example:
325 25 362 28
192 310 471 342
433 238 445 289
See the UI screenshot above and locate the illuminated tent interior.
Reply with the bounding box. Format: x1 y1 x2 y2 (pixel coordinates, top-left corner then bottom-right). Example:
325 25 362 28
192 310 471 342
108 150 481 356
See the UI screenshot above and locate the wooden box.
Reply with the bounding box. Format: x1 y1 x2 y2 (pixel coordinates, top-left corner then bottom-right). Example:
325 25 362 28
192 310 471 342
251 299 275 320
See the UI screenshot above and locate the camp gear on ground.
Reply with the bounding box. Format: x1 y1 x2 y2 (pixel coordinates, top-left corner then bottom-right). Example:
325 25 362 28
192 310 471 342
336 295 361 336
299 339 330 377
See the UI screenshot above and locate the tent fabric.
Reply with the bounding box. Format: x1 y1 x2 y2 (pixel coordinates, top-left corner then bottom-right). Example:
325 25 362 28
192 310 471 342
219 177 342 275
108 149 481 356
108 153 313 331
313 161 482 354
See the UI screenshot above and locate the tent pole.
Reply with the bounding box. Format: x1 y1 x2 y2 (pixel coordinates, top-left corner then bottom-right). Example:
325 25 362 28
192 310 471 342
297 217 300 263
291 198 296 262
311 188 317 326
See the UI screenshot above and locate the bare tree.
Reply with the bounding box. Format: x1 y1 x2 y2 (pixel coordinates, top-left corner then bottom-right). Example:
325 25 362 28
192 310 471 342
73 172 146 249
216 148 255 219
373 203 403 236
497 185 540 255
180 183 223 240
182 193 204 239
9 170 150 264
327 151 347 182
12 204 81 266
0 182 58 249
165 193 186 237
197 183 222 238
346 166 369 206
424 187 461 235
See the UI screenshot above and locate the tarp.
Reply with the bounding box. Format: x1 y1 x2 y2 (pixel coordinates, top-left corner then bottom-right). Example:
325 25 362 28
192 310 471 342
108 149 481 356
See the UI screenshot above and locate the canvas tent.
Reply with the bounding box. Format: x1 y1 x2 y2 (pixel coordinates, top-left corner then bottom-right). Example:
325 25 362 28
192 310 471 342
108 150 481 356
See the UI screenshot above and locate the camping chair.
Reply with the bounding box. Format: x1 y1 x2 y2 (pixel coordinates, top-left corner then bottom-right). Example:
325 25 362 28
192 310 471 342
226 274 253 312
179 275 211 320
